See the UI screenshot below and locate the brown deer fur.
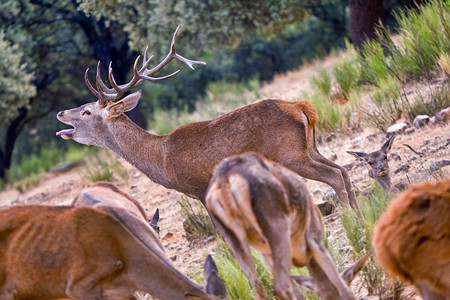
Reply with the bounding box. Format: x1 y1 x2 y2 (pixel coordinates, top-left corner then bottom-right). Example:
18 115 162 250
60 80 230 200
205 152 363 300
373 179 450 299
0 205 226 300
57 94 358 210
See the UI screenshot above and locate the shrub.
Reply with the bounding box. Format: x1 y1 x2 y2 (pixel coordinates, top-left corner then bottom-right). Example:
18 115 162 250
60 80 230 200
178 196 215 243
79 151 127 183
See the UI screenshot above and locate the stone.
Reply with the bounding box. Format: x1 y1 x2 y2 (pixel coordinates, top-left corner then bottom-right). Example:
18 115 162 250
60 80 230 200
413 115 430 128
387 122 408 134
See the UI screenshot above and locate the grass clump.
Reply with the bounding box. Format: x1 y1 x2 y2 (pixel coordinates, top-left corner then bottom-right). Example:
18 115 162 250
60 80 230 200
3 145 96 191
178 196 215 243
79 151 127 183
339 183 405 298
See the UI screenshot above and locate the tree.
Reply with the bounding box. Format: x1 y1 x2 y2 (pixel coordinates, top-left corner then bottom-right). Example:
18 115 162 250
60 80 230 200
0 0 146 179
349 0 384 48
0 31 36 178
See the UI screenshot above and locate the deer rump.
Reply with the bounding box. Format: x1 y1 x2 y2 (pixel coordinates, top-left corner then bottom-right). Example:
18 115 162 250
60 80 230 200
205 152 361 300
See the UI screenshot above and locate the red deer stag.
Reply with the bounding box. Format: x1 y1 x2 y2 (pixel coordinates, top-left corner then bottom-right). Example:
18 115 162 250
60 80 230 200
205 152 368 300
0 205 226 300
373 179 450 300
56 26 358 210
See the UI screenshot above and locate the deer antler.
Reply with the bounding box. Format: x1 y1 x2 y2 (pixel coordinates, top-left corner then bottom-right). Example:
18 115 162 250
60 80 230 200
85 25 206 106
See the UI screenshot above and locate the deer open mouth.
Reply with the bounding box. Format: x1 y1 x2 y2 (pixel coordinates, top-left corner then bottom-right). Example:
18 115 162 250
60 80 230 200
56 128 75 140
378 169 388 176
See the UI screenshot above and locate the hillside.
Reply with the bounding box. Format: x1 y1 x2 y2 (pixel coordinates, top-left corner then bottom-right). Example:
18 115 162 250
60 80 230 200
0 54 449 299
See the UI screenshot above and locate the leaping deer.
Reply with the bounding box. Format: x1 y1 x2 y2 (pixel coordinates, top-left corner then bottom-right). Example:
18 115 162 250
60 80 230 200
56 26 358 210
205 152 368 300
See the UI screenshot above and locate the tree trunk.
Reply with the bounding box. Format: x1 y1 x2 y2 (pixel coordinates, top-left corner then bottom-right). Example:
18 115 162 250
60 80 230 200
349 0 384 48
0 108 28 179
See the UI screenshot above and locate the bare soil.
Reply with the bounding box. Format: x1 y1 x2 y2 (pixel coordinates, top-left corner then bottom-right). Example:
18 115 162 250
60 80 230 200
1 55 449 298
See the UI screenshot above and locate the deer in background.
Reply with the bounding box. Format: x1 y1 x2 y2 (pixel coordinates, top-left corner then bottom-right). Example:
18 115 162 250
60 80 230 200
56 26 359 211
205 152 368 300
0 204 227 300
347 134 396 191
373 179 450 300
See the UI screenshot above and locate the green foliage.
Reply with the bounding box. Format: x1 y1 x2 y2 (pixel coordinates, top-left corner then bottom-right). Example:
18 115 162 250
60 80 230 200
0 31 36 125
310 68 332 97
333 59 361 100
339 183 405 298
178 197 215 243
79 0 307 57
214 238 274 300
2 144 95 191
79 151 128 183
406 84 450 120
305 88 359 132
6 147 62 182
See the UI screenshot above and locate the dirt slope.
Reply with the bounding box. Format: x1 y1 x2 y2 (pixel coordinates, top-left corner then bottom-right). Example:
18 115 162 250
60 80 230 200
0 56 448 298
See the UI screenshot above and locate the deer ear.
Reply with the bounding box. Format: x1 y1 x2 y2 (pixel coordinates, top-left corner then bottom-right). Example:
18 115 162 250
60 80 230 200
382 134 396 152
106 90 143 119
347 151 367 159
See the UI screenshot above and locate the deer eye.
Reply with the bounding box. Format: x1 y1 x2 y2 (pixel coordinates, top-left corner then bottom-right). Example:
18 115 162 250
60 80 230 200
82 110 91 116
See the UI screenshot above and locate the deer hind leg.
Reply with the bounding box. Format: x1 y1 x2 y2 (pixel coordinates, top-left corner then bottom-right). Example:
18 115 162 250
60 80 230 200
211 218 267 300
306 235 355 300
264 219 306 300
291 158 350 208
309 149 359 210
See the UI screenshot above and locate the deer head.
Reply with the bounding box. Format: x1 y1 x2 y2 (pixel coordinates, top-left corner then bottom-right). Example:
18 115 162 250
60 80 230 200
56 25 205 146
347 134 396 190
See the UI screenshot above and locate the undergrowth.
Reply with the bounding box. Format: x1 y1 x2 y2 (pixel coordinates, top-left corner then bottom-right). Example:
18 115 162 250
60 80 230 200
340 183 405 299
2 145 96 191
79 151 128 183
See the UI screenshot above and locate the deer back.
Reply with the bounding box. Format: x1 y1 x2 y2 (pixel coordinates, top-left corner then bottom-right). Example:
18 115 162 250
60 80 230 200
0 205 226 300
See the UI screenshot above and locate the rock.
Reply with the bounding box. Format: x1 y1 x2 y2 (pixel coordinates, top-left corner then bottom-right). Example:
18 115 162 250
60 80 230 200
413 115 430 128
394 163 410 174
435 107 450 122
323 188 339 205
387 122 408 134
405 127 415 135
317 200 335 216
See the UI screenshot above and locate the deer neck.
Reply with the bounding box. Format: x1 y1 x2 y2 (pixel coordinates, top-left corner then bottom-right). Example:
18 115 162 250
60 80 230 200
104 115 172 188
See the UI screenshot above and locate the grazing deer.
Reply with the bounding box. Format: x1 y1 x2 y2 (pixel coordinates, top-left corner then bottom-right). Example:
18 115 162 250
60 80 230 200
347 134 396 191
0 205 227 300
205 152 367 300
373 179 450 300
72 182 160 237
56 26 359 211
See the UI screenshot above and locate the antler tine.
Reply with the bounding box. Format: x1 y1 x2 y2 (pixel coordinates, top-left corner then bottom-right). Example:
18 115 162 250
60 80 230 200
143 25 206 77
95 62 117 105
84 68 102 100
